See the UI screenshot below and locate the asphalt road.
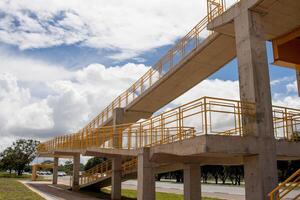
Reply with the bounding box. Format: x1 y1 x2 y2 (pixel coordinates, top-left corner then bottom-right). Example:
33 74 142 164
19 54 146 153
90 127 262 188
40 175 299 200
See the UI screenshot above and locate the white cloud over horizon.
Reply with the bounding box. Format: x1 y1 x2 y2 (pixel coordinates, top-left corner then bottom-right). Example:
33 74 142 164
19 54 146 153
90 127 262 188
0 61 150 150
0 0 206 60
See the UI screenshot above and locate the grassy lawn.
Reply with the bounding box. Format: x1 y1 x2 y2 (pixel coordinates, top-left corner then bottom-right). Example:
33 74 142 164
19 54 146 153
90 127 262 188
0 172 31 178
0 178 45 200
82 188 221 200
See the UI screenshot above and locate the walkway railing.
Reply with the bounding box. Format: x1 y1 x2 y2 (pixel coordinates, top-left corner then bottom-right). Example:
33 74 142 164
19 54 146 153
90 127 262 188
79 158 137 186
75 0 239 138
268 169 300 200
80 160 112 185
37 96 300 154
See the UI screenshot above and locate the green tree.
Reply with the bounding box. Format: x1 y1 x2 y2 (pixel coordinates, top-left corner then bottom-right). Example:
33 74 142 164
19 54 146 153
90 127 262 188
0 147 15 173
84 157 106 171
0 139 39 175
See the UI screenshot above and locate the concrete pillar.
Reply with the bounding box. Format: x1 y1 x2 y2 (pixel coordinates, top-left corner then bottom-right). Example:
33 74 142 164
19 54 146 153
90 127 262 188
52 157 59 184
111 156 122 200
110 107 125 199
72 154 80 191
113 107 125 149
32 165 37 181
137 148 155 200
234 8 278 200
183 164 201 200
296 68 300 97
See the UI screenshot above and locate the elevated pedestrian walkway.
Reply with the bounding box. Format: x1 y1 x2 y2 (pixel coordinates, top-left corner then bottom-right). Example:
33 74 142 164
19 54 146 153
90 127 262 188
36 0 300 199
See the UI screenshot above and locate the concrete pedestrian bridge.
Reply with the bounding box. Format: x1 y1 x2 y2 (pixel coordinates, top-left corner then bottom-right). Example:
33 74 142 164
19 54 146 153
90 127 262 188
36 0 300 199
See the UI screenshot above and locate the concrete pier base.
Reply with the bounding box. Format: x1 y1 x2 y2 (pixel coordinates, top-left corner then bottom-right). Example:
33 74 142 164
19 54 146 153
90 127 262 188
111 157 122 200
72 154 80 191
52 157 58 185
137 148 155 200
183 164 201 200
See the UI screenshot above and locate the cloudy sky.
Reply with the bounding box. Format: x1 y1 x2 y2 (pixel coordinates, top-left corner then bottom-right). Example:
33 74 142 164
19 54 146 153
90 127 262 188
0 0 299 152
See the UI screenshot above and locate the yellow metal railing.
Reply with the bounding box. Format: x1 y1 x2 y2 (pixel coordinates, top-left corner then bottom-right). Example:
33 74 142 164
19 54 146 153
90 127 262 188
79 158 137 186
75 0 239 140
80 160 112 185
37 96 300 154
269 169 300 200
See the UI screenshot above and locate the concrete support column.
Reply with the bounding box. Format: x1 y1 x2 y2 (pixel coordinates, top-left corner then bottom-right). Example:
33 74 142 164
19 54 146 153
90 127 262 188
52 157 59 185
72 154 80 191
111 156 122 200
183 164 201 200
296 68 300 97
137 148 155 200
234 8 278 200
113 107 125 149
32 165 37 181
111 107 125 199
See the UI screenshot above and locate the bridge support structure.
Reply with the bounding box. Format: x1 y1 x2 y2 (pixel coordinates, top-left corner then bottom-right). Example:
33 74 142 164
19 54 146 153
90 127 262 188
183 164 201 200
52 157 59 185
72 153 80 191
112 156 122 200
234 7 278 200
137 148 155 200
111 107 125 200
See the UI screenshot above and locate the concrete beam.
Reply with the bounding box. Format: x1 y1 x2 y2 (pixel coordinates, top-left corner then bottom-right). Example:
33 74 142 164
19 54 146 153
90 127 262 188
52 157 58 185
111 157 122 200
183 164 201 200
234 8 277 200
138 148 155 200
150 135 258 157
84 148 139 157
53 150 81 156
151 153 244 165
72 154 80 191
276 140 300 159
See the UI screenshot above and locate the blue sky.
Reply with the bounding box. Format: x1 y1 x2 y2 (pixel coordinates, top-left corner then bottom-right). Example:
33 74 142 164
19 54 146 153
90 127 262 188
0 0 298 151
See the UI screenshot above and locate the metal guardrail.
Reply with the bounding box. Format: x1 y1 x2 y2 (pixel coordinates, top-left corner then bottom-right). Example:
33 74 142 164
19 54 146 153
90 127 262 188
268 169 300 200
37 96 300 154
79 158 137 186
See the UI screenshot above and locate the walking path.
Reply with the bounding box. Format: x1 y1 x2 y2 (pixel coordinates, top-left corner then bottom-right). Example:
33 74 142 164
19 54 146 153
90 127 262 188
20 180 99 200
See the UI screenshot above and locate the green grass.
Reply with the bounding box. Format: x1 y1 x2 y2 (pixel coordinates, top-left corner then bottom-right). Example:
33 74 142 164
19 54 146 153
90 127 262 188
0 172 31 179
0 178 45 200
82 188 220 200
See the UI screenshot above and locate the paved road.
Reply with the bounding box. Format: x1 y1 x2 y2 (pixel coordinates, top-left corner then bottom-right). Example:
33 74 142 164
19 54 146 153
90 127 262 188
34 176 300 200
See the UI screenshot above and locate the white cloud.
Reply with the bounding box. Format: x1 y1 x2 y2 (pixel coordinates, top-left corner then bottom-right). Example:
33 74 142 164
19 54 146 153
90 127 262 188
0 73 53 136
0 47 73 82
0 0 206 60
0 62 149 151
286 81 298 93
173 79 240 106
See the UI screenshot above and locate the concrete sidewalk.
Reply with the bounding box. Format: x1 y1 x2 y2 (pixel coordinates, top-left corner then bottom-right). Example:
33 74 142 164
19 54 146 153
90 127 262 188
20 180 100 200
